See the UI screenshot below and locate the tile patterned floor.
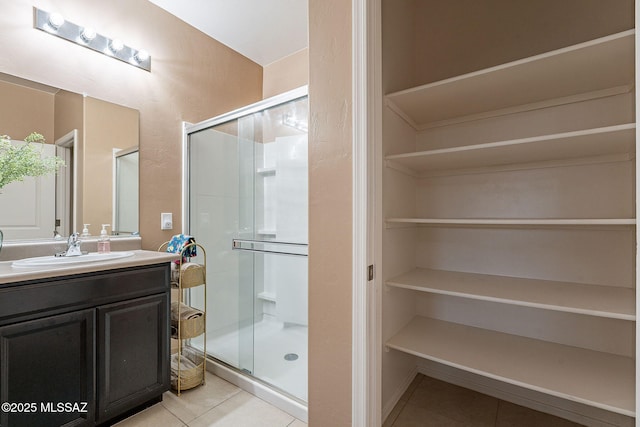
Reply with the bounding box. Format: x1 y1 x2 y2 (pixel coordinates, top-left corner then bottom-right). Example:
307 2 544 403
117 371 585 427
114 372 307 427
383 374 585 427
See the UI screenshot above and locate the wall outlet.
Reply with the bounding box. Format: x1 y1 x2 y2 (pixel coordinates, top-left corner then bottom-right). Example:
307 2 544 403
161 213 173 230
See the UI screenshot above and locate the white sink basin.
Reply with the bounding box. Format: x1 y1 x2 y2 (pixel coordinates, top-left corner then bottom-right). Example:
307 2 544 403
12 251 135 268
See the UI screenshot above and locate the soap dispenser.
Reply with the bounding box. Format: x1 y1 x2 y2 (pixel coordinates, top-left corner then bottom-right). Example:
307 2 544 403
81 224 91 238
98 224 111 254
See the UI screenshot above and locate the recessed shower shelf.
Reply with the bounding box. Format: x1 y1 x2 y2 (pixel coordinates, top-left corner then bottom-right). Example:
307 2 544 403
257 291 277 302
257 167 276 175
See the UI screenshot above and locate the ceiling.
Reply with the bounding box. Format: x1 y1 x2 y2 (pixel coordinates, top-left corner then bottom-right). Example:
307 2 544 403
147 0 308 67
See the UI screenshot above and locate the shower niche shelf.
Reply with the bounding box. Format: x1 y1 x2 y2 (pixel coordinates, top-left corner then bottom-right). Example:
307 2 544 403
159 242 207 395
257 167 277 175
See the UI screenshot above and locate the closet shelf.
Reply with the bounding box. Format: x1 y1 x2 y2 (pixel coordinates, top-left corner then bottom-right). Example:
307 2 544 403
385 30 634 128
385 124 635 173
385 218 636 227
386 268 635 320
386 316 635 417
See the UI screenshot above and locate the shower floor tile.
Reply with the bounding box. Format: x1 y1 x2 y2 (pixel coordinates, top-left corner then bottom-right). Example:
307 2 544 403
205 318 308 402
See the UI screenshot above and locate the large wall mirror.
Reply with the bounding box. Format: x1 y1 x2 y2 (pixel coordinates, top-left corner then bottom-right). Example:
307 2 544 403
0 72 139 241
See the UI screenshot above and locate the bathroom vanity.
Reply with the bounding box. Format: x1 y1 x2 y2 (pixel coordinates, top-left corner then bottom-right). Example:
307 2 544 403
0 250 177 427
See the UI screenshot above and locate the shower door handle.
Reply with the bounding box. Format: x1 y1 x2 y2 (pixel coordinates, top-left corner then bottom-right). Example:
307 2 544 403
232 238 308 257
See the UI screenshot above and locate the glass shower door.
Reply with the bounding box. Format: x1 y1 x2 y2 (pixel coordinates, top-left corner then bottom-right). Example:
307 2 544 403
187 90 308 402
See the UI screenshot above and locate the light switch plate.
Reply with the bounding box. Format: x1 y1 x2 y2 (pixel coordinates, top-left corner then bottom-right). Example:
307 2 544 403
161 212 173 230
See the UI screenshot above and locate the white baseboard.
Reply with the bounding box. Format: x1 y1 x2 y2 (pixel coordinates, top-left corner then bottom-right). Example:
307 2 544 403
381 366 419 424
416 360 634 427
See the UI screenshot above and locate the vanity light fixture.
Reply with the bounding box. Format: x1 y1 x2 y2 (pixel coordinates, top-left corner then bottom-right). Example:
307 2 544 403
33 7 151 72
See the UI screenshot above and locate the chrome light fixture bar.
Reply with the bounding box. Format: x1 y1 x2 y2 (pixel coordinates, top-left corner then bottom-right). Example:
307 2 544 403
33 7 151 72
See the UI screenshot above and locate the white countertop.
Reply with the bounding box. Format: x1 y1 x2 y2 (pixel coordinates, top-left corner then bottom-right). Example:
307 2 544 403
0 250 179 285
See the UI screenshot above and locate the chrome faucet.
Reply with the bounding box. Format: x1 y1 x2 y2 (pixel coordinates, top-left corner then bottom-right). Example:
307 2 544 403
65 232 83 257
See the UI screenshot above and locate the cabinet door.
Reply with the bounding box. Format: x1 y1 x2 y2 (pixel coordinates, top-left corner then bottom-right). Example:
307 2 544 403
0 309 95 427
96 293 169 423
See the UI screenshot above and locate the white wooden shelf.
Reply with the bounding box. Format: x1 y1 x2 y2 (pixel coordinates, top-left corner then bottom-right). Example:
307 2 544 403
386 316 635 416
385 124 635 173
386 218 636 227
386 268 635 320
385 30 634 128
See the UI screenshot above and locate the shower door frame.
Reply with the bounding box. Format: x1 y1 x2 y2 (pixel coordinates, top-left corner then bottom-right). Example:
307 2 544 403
182 85 308 236
183 86 308 139
181 85 310 419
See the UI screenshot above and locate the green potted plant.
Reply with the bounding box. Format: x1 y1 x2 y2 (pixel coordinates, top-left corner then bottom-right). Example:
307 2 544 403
0 132 65 251
0 132 65 189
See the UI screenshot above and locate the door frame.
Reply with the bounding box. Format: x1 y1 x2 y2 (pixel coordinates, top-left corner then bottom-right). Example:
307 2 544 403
55 129 77 236
352 0 382 426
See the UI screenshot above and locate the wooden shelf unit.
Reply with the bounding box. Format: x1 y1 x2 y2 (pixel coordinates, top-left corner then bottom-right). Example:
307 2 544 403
382 27 636 425
385 30 635 129
385 124 635 174
386 218 636 227
159 242 207 395
386 268 635 320
386 316 635 417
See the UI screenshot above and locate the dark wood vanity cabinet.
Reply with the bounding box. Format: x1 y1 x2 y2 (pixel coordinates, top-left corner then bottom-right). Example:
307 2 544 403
0 263 171 427
96 294 169 423
0 309 95 427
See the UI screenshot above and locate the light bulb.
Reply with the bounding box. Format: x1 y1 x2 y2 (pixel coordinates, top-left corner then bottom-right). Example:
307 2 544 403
133 49 149 63
80 27 96 43
109 38 124 53
47 12 64 30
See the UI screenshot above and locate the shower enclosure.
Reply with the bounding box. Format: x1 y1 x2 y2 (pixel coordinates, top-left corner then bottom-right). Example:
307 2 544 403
185 87 308 404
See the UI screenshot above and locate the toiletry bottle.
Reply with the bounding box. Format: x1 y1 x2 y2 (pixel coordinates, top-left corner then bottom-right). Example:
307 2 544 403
81 224 91 237
98 224 111 254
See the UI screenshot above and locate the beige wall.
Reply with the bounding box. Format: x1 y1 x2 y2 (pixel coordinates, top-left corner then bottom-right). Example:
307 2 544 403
54 89 84 228
263 48 309 99
308 0 352 425
387 0 635 91
0 80 55 143
83 97 138 230
2 2 349 425
0 0 263 250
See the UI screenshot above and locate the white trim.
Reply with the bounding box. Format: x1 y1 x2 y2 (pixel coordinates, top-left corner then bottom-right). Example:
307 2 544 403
111 147 119 229
352 0 382 425
352 0 369 422
55 129 78 235
181 121 190 234
382 367 419 423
